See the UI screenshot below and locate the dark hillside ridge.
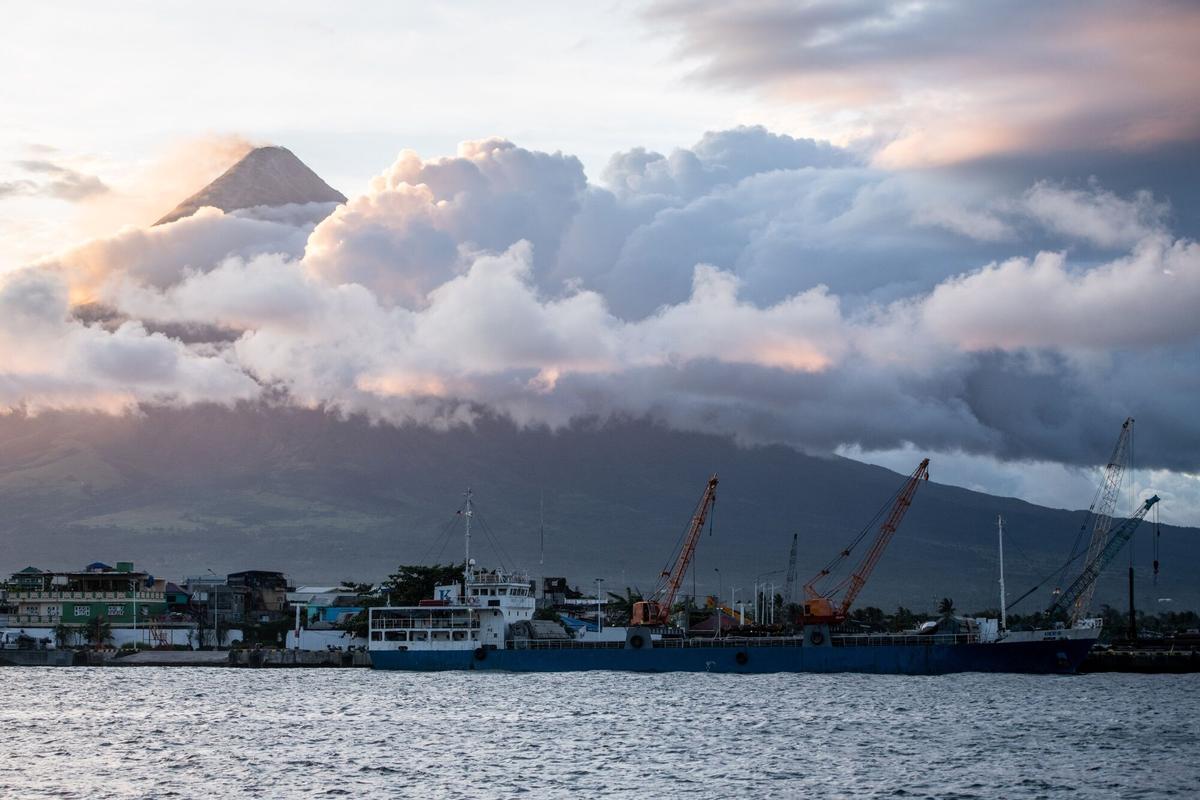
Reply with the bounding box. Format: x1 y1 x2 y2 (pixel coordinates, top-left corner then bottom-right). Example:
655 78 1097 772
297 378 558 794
0 406 1194 614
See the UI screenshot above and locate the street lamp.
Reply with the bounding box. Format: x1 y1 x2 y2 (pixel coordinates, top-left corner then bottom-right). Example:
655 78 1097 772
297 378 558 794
206 568 218 649
754 570 783 624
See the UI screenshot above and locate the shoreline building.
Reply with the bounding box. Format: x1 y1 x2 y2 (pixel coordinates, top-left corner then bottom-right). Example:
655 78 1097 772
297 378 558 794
1 562 199 648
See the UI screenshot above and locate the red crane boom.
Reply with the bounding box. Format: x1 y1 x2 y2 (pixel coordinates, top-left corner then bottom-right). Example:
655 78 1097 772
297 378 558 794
631 474 718 626
802 458 930 624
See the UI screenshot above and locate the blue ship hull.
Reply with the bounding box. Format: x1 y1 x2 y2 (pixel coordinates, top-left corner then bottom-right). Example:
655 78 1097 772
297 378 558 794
370 637 1095 675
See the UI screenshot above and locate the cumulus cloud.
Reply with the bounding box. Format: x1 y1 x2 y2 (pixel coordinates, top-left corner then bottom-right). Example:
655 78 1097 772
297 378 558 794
3 129 1199 484
0 267 258 414
304 139 587 307
603 125 858 200
916 237 1200 351
1020 180 1169 249
646 1 1200 167
40 205 317 303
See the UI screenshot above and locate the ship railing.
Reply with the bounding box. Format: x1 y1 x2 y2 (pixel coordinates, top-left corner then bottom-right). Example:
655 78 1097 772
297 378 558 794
659 637 803 648
656 634 982 648
831 633 981 647
507 639 626 650
370 616 479 631
469 572 530 585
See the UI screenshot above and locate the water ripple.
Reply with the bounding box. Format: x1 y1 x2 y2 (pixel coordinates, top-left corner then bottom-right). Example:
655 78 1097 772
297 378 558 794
0 668 1196 798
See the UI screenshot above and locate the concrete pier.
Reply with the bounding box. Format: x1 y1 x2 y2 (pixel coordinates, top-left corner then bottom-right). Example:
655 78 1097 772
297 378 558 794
108 649 371 668
1080 647 1200 673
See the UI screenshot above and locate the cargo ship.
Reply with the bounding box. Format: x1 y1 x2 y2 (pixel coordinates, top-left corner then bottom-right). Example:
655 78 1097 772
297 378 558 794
367 566 1098 674
368 457 1135 675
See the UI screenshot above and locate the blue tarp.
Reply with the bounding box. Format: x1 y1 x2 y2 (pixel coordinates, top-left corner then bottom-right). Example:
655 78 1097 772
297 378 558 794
558 614 598 632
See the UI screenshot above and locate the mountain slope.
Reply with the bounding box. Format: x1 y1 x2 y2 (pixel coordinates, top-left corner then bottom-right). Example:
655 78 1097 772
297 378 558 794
0 406 1194 615
155 146 346 225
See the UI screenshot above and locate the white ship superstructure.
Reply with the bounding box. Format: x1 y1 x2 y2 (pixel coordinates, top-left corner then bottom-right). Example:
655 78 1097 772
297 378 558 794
369 490 535 655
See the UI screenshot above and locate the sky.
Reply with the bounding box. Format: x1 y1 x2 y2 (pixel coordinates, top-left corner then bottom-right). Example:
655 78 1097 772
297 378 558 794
2 1 1199 524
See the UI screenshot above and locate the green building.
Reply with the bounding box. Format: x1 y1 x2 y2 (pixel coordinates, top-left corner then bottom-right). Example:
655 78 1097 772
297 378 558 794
6 562 167 628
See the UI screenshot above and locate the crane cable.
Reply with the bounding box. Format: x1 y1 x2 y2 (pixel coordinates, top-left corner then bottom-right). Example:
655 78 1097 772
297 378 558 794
422 501 468 563
652 483 716 600
810 480 906 595
473 508 515 574
1005 544 1094 612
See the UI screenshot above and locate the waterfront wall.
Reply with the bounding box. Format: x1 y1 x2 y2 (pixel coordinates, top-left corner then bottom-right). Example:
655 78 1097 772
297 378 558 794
284 629 366 651
0 626 243 649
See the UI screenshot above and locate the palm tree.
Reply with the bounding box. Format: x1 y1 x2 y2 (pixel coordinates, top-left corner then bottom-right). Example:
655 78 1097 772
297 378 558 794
52 622 77 649
605 588 643 626
83 615 112 648
937 597 956 619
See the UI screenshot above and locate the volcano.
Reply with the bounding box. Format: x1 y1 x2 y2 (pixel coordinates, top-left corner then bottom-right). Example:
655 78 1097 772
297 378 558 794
154 145 346 225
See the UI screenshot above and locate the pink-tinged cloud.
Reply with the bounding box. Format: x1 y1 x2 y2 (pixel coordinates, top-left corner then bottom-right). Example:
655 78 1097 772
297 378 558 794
648 0 1200 166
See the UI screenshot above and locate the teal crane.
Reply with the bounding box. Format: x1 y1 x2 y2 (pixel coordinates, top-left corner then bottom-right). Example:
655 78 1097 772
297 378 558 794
1048 494 1160 625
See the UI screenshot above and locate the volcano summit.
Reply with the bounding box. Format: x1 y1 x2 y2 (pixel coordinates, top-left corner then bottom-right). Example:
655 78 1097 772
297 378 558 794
155 145 346 225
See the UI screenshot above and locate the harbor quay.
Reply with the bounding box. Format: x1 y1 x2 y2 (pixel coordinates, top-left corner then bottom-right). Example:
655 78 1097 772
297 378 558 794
4 557 1198 673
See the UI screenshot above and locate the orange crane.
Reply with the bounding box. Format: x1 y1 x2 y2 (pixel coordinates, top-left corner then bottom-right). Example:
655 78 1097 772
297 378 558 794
631 474 719 626
801 458 930 625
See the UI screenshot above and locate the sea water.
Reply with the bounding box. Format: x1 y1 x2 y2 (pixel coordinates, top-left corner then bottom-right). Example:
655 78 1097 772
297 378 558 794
1 668 1196 798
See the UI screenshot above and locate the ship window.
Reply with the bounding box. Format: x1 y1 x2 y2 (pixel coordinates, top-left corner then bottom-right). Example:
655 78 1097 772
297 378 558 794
498 588 507 595
412 631 428 641
384 631 402 641
453 631 466 641
488 599 500 607
433 631 450 641
371 631 383 641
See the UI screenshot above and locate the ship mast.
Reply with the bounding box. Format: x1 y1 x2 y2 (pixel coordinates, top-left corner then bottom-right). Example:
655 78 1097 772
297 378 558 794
463 488 473 600
538 491 545 601
998 515 1007 632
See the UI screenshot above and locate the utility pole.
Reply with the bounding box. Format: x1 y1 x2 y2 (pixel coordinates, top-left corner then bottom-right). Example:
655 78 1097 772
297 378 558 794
131 577 137 649
594 578 603 633
1128 552 1137 644
714 568 722 638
